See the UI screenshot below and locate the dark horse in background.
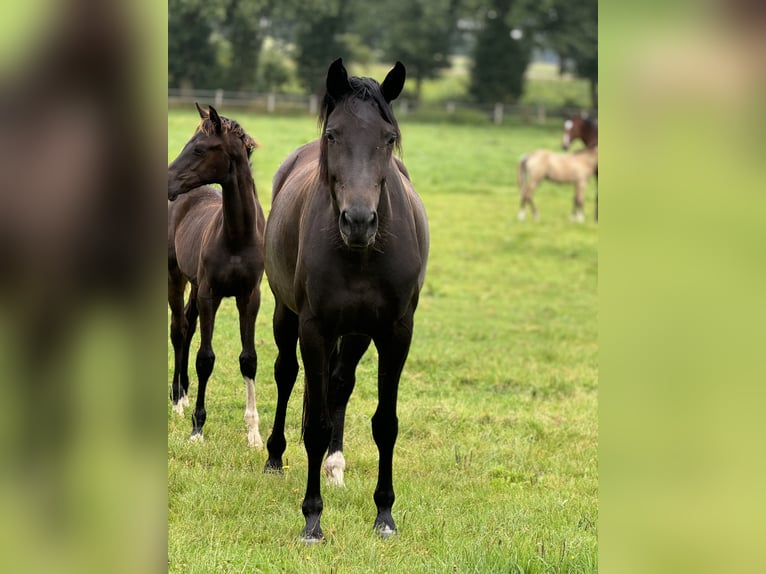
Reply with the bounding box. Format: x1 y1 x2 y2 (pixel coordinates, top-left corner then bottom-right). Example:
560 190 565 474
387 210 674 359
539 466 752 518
167 104 266 447
562 112 599 221
263 59 429 542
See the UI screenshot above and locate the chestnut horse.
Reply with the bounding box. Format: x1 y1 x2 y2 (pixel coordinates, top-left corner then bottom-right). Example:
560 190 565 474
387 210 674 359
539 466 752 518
263 59 429 542
167 104 265 447
562 112 598 220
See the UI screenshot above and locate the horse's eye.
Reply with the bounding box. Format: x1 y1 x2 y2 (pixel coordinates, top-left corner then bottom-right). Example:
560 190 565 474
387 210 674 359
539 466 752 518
193 146 205 156
326 132 336 143
386 134 397 146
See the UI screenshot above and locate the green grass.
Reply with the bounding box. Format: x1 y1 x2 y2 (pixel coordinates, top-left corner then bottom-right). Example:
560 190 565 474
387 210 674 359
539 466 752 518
168 109 597 572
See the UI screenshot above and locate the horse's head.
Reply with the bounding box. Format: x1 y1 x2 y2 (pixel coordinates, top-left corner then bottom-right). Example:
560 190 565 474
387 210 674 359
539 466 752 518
319 58 405 249
562 113 584 150
168 103 257 201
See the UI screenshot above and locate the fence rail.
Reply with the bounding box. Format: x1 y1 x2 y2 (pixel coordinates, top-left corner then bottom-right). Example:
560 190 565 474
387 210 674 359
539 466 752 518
168 89 574 125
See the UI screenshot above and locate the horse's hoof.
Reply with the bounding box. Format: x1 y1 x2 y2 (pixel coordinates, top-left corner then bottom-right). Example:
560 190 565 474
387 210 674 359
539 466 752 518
247 431 264 449
263 460 283 474
300 534 324 545
171 402 184 416
189 431 204 443
517 211 526 222
374 524 397 540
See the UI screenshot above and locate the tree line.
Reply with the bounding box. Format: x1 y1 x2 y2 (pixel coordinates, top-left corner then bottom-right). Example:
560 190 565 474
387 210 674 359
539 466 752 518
169 0 597 109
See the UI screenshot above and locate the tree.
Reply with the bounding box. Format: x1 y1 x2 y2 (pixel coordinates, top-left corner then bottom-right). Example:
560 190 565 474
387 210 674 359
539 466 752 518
520 0 598 109
469 0 532 104
375 0 461 103
221 0 277 91
168 0 226 89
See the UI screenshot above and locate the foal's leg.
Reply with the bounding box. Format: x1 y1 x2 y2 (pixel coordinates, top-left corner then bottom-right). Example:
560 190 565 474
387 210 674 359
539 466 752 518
371 313 414 539
179 285 199 410
594 172 598 222
571 181 586 223
168 270 188 414
524 180 540 222
191 289 221 441
264 302 299 471
237 287 262 448
324 334 372 486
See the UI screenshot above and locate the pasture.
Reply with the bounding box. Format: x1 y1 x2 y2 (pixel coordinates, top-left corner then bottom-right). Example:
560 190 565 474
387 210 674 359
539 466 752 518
168 109 598 572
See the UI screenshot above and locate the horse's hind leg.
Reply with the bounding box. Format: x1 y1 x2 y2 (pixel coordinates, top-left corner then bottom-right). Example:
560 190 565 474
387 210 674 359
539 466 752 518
169 270 189 414
571 182 586 223
237 287 262 448
324 334 372 486
523 181 540 222
264 301 299 472
178 285 199 410
191 288 221 441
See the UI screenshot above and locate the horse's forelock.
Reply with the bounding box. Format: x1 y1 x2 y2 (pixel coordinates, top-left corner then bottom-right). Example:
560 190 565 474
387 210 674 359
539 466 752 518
318 75 402 183
195 115 256 156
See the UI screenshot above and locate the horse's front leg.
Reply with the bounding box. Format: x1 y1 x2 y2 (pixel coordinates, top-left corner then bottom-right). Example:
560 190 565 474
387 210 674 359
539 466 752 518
191 288 221 441
371 313 414 539
237 287 262 448
264 302 299 472
298 315 334 543
324 334 372 486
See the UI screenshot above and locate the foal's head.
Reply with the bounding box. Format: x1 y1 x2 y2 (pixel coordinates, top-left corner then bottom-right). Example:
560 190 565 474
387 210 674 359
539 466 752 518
319 58 405 249
168 104 257 201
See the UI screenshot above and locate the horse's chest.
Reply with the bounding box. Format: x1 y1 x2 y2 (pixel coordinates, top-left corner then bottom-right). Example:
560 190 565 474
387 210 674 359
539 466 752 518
303 266 414 330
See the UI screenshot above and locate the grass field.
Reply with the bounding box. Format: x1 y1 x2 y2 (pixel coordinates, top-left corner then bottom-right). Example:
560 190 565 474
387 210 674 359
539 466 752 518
168 108 598 572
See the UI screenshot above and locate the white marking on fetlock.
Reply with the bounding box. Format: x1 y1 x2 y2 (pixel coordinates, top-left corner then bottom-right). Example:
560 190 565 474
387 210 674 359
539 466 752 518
180 394 189 408
375 524 396 539
517 210 526 221
172 401 184 416
244 377 263 448
323 451 346 486
189 432 204 443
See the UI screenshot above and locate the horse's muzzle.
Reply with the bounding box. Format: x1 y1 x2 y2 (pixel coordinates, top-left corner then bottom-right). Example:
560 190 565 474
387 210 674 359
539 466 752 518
339 208 377 249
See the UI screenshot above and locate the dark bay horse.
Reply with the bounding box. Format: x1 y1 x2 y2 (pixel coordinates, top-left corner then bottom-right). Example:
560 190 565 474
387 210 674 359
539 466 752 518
562 112 599 221
168 104 266 447
263 59 429 542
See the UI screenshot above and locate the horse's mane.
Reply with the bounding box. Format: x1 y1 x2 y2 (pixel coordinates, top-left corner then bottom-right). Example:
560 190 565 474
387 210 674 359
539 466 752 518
196 115 258 158
318 75 402 183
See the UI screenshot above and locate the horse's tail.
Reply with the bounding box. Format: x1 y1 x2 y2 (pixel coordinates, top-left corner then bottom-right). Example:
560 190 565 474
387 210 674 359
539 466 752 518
517 154 528 196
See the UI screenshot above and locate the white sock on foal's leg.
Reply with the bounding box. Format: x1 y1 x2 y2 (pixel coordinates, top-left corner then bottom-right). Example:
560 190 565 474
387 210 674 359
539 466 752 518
323 451 346 487
244 377 263 448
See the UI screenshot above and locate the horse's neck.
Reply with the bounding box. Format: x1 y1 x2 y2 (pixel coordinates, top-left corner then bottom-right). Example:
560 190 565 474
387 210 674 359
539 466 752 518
220 154 258 247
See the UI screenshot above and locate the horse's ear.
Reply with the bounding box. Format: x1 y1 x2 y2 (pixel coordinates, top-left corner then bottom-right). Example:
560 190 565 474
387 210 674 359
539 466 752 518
381 61 406 103
196 102 209 119
326 58 351 100
208 105 223 134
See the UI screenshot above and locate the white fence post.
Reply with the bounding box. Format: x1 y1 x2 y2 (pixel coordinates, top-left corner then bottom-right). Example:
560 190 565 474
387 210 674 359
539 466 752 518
537 102 546 124
309 94 318 115
215 89 224 107
446 102 455 114
493 103 504 125
267 93 276 113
